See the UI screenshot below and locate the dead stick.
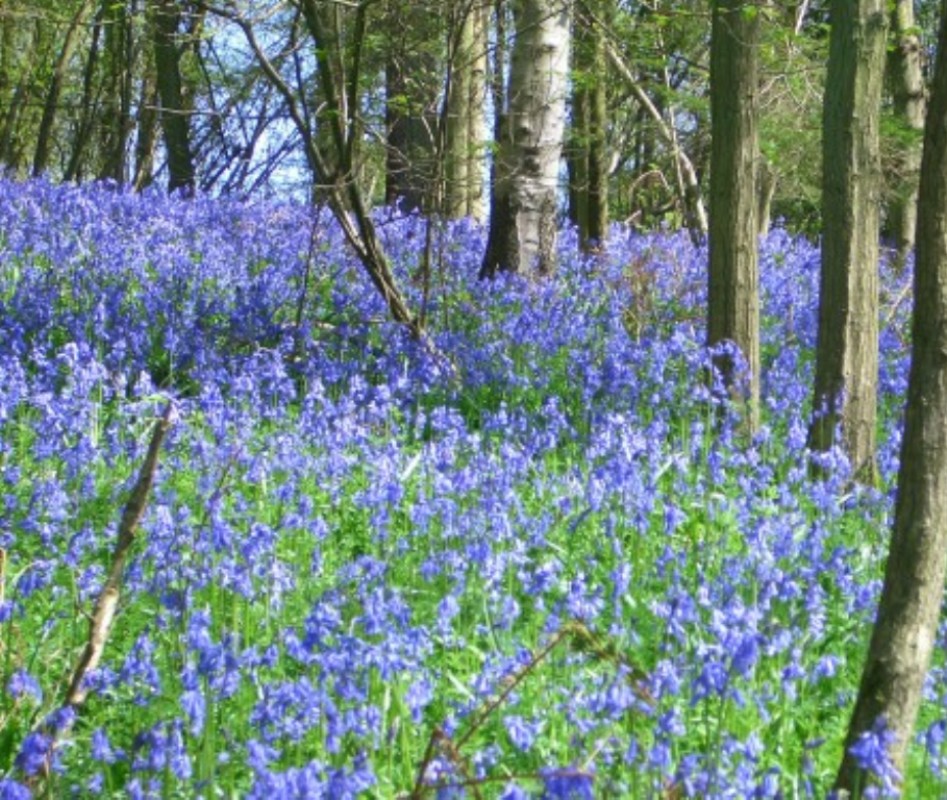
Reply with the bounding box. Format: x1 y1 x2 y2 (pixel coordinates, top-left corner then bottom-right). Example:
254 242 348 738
65 404 174 707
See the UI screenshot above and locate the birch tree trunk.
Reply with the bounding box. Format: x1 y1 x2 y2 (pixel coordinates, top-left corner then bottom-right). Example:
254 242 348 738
807 0 886 480
836 2 947 790
481 0 571 277
708 0 761 432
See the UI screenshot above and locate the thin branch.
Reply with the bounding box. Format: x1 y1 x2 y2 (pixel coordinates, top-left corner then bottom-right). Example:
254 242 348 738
64 404 175 707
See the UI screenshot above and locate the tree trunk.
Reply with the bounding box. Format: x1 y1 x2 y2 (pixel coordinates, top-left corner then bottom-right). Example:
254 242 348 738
101 0 134 183
885 0 926 266
707 0 761 432
64 5 105 183
465 0 488 221
33 0 96 177
133 62 160 191
835 3 947 791
151 0 195 194
446 0 488 220
480 0 571 278
570 0 610 251
757 160 776 237
808 0 886 480
385 0 440 212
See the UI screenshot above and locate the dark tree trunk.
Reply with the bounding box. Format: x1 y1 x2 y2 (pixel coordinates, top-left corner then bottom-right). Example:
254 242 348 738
835 1 947 791
808 0 886 480
33 0 95 177
707 0 761 431
101 0 134 182
151 0 195 194
385 0 440 212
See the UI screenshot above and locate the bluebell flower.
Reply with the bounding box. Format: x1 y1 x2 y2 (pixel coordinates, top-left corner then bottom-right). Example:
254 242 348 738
504 714 544 752
6 670 42 703
15 731 52 776
540 767 594 799
0 779 32 800
848 717 902 797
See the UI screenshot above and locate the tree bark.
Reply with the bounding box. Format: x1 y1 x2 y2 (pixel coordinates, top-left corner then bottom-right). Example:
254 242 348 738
32 0 96 177
885 0 926 266
100 0 135 183
570 0 609 251
481 0 571 278
708 0 761 432
133 38 160 191
385 0 440 212
835 2 947 791
151 0 196 194
808 0 886 480
446 0 488 220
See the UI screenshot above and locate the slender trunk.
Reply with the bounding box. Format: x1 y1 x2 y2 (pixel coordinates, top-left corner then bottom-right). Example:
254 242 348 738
885 0 926 266
835 3 947 791
101 0 135 182
134 73 160 191
445 0 486 219
33 0 96 177
465 0 488 221
808 0 886 481
602 39 707 238
707 0 761 432
65 7 105 183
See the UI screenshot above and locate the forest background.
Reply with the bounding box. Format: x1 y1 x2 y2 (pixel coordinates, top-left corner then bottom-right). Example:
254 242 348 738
4 0 947 797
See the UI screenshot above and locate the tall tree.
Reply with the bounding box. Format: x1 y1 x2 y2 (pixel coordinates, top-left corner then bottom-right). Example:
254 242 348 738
885 0 927 265
481 0 571 277
100 0 135 182
32 0 96 177
445 0 488 220
807 0 887 480
835 1 947 790
385 0 441 211
151 0 196 193
569 0 610 250
707 0 761 431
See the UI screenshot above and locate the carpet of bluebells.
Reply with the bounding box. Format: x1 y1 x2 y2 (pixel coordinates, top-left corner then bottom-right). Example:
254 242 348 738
1 178 946 798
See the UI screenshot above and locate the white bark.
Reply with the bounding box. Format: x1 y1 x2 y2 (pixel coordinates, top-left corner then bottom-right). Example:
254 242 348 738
486 0 571 275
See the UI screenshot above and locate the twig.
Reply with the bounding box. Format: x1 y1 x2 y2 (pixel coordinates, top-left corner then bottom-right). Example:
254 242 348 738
64 403 175 707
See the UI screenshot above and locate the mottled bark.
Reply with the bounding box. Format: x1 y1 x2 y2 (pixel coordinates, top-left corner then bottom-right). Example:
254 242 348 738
835 2 947 791
708 0 761 432
808 0 886 480
481 0 571 277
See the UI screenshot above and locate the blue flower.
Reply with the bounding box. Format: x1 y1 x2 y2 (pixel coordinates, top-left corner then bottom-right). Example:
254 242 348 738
540 767 594 799
848 717 902 797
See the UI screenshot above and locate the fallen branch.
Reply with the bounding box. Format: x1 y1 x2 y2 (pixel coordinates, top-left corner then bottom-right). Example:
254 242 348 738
64 403 175 707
